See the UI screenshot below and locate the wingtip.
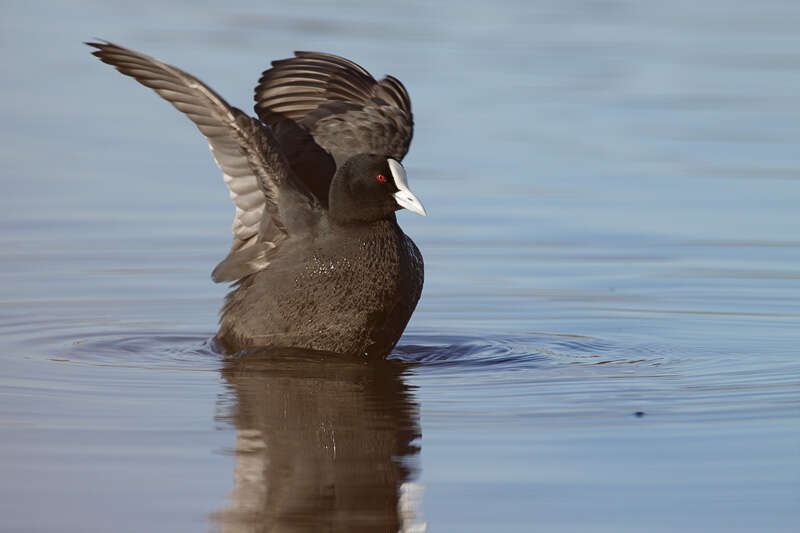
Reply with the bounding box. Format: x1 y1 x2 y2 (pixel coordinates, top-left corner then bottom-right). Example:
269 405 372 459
85 39 117 60
84 38 110 48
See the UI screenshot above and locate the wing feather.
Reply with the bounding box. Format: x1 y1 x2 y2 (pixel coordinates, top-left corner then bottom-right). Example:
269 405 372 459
87 41 318 282
254 51 414 164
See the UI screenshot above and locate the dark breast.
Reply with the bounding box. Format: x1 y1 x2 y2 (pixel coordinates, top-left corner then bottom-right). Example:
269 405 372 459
217 219 423 357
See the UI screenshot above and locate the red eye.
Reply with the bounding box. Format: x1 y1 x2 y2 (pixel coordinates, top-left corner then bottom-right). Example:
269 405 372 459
376 174 387 183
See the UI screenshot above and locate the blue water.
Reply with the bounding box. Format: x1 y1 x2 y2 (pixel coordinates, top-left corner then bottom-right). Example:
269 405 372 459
1 1 799 532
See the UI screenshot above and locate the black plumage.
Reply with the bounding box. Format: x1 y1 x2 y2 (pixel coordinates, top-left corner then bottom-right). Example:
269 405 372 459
87 41 425 357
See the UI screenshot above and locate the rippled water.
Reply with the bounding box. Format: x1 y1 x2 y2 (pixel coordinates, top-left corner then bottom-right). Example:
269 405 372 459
2 1 799 532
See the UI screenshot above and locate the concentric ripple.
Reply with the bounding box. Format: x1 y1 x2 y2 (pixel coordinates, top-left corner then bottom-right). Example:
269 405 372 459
62 331 222 370
392 331 669 372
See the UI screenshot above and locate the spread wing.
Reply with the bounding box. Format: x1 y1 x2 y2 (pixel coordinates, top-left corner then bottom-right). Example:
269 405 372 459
87 41 320 282
254 51 414 167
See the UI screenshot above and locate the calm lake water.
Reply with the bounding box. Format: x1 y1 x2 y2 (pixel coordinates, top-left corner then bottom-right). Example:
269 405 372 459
1 1 799 531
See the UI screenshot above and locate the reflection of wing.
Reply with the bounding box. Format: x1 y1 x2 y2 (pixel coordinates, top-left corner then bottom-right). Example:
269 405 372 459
255 51 414 165
87 42 321 282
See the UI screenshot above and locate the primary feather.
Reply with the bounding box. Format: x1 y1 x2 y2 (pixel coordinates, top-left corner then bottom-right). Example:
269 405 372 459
86 41 319 282
255 51 414 205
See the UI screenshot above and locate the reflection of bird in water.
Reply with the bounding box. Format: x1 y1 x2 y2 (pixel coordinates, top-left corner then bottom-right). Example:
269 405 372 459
212 353 424 532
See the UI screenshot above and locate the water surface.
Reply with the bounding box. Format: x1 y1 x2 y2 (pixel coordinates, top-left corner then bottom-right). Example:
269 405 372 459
1 1 799 531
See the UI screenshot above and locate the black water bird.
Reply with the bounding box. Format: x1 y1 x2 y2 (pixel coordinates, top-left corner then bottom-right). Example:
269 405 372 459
87 41 426 357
